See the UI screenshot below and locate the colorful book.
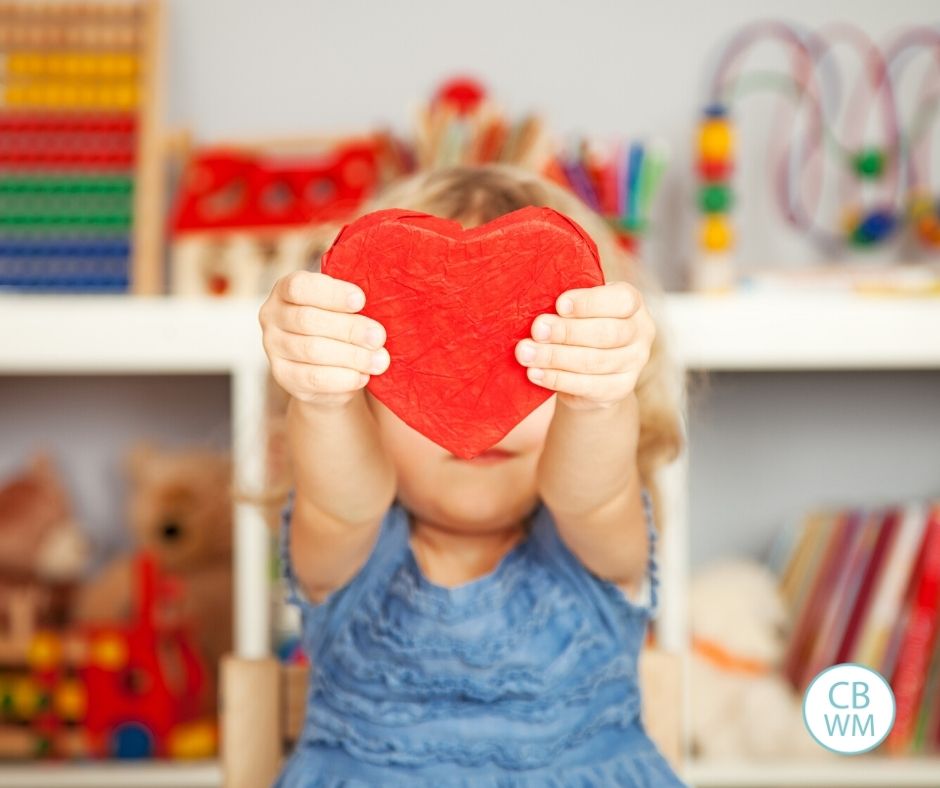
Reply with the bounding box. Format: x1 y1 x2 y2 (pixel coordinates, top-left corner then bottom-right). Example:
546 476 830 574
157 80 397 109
781 508 836 685
835 507 900 663
886 504 940 753
912 628 940 753
777 510 823 609
786 512 833 628
803 510 871 685
882 514 932 681
853 501 929 671
783 509 856 689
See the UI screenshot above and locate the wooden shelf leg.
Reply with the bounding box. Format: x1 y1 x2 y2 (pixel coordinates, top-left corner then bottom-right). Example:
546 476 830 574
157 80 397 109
220 655 281 788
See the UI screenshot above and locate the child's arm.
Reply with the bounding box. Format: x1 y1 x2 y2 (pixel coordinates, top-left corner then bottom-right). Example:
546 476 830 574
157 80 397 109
537 393 648 594
514 281 655 594
260 271 397 603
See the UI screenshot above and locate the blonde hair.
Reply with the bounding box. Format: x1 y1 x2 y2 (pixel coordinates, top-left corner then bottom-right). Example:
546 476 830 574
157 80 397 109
246 164 685 532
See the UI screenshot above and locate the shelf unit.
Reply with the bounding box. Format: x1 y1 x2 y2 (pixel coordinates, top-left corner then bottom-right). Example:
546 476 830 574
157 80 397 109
1 290 938 787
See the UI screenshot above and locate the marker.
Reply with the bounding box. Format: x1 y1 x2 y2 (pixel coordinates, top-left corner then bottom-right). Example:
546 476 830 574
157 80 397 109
625 142 644 227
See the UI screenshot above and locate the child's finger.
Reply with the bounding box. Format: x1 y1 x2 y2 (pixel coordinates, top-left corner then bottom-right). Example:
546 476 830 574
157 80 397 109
269 328 390 375
278 304 386 349
530 314 636 349
525 366 634 399
279 270 366 313
270 357 370 394
556 281 641 319
515 339 630 375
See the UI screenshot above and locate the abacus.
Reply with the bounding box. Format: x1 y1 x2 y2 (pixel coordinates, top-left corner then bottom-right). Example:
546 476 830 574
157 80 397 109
0 0 165 294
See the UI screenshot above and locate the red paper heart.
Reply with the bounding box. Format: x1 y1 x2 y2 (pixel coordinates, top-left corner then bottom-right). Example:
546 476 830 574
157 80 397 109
320 205 605 458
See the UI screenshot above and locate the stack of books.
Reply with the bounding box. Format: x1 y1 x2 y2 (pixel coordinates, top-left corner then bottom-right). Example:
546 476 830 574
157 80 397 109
771 499 940 754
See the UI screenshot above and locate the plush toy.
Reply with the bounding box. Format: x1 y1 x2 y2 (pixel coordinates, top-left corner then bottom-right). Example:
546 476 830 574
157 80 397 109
0 452 90 584
0 452 90 654
689 558 831 760
73 441 233 712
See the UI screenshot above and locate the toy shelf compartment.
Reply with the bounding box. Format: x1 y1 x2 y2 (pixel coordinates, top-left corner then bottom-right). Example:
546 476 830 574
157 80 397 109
0 294 270 788
659 290 940 787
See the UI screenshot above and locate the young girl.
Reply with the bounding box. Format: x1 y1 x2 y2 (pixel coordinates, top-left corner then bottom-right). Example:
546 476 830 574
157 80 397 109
259 164 686 786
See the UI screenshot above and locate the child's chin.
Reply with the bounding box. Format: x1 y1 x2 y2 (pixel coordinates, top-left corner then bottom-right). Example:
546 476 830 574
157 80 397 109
432 488 535 530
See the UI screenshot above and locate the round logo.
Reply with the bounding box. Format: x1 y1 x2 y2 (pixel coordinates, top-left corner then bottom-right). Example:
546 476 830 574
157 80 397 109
802 663 896 754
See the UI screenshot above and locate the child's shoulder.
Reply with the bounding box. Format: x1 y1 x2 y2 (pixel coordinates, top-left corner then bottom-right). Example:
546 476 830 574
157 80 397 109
279 491 410 612
529 488 660 624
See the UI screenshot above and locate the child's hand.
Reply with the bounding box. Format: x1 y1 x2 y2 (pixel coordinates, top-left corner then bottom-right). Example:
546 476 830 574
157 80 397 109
514 281 654 411
259 271 390 408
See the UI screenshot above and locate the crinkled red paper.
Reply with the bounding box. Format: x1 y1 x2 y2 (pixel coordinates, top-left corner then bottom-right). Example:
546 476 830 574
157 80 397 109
320 206 604 459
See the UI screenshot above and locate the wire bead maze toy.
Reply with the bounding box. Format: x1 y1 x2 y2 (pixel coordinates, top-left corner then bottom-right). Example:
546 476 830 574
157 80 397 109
693 21 940 293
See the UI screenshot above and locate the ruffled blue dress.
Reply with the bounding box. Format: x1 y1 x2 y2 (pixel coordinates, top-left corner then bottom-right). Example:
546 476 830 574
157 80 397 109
274 486 687 787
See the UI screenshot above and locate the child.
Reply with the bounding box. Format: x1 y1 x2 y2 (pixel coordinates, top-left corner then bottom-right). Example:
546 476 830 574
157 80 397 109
259 164 686 786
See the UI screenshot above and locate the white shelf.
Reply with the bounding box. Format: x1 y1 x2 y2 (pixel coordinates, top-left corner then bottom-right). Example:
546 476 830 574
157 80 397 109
684 757 940 787
2 291 938 787
0 761 221 788
2 291 937 373
0 295 267 373
664 291 940 370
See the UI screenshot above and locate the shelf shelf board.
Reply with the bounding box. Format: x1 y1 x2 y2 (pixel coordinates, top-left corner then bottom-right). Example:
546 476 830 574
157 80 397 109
2 291 937 375
0 760 221 788
664 291 940 370
684 755 940 787
2 755 935 788
0 295 267 374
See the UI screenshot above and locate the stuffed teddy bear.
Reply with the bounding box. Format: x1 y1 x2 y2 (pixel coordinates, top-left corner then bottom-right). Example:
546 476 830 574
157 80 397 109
73 441 233 711
689 558 831 761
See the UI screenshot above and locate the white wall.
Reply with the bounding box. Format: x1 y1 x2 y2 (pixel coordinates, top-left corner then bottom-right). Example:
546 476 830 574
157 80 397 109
165 1 935 138
689 370 940 567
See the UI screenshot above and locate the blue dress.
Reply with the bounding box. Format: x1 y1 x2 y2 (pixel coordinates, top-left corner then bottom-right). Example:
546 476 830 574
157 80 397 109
274 486 687 787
